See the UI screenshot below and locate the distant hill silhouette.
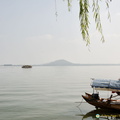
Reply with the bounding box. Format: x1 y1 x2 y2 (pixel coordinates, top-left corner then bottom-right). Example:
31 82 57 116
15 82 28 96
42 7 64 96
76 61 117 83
41 59 75 66
39 59 120 66
2 59 120 66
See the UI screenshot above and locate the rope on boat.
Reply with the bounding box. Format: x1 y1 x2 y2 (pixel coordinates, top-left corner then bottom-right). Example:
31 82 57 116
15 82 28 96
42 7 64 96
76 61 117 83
76 97 84 107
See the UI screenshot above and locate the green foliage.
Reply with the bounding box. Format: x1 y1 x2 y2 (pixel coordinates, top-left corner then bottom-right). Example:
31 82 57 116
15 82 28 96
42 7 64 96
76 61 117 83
65 0 111 46
79 0 90 45
92 0 104 43
67 0 72 11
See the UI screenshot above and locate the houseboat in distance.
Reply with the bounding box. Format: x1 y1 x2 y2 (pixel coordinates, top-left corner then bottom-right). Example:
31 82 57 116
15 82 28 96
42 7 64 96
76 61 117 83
82 78 120 110
22 65 32 68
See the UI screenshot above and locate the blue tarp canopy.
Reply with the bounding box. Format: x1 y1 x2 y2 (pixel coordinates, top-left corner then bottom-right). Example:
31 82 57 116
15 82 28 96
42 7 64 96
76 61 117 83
91 79 120 91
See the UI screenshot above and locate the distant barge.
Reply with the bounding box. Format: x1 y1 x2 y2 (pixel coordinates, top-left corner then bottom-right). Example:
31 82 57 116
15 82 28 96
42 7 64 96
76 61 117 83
22 65 32 68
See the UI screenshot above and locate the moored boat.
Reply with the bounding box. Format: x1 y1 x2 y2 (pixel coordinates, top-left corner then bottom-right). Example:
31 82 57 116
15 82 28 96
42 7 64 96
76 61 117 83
22 65 32 68
82 78 120 110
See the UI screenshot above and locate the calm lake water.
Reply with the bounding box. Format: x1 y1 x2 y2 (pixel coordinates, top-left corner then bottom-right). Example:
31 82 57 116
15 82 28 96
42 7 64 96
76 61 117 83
1 66 120 120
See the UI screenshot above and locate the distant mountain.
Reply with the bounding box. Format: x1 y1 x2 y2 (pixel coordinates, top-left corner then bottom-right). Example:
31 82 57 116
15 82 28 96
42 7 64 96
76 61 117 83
41 59 75 66
39 59 120 66
2 60 120 66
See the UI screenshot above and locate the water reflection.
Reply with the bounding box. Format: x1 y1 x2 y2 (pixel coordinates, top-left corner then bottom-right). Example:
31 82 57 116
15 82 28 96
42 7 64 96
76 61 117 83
77 108 120 120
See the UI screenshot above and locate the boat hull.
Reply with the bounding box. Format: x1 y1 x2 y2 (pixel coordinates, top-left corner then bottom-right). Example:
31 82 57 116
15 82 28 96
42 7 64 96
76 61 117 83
82 93 120 110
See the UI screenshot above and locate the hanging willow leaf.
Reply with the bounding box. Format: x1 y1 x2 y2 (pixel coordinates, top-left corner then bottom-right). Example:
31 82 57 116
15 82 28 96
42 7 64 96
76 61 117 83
92 0 105 42
67 0 72 11
106 0 111 21
79 0 90 45
64 0 111 45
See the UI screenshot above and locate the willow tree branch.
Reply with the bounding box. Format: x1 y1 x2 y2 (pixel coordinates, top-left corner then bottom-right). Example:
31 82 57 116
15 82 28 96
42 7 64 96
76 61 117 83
65 0 111 46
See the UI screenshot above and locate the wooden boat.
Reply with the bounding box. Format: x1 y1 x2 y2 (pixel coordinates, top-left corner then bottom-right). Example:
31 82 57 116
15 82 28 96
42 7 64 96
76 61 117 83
22 65 32 68
82 79 120 110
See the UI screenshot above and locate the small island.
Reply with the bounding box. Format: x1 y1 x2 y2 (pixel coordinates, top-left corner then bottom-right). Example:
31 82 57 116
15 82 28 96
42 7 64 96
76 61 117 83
22 65 32 68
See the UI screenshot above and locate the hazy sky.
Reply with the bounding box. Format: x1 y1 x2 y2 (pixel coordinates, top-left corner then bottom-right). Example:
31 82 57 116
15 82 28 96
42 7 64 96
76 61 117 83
0 0 120 64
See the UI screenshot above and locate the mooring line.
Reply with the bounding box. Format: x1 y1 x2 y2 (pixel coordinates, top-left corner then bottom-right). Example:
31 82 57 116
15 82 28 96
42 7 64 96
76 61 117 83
76 98 84 107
